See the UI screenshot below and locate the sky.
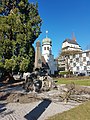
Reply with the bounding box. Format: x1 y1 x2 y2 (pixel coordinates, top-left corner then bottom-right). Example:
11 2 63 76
29 0 90 58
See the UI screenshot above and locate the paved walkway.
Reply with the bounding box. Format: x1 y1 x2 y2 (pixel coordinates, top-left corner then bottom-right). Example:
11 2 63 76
0 100 80 120
0 84 85 120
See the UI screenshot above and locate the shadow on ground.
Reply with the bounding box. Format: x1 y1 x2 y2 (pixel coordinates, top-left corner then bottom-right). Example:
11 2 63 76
0 92 10 101
0 103 7 113
24 99 52 120
0 103 14 118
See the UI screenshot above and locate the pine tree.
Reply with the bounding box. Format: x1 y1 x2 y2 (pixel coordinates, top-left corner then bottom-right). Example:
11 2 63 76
0 0 42 75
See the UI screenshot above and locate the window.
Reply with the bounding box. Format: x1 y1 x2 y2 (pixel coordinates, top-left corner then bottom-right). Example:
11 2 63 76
44 47 46 50
86 52 89 57
76 58 79 62
80 63 83 66
47 47 49 50
73 54 75 58
87 72 90 74
73 63 76 67
77 67 79 70
87 61 90 65
79 53 82 57
84 66 87 70
83 57 86 62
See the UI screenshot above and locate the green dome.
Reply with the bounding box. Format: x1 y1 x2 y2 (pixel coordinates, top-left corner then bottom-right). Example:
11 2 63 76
42 37 52 45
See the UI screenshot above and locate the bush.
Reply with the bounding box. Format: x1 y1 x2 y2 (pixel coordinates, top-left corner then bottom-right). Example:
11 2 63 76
59 71 73 77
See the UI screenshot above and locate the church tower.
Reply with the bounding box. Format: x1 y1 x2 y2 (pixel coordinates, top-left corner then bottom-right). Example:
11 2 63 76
42 31 57 74
42 31 52 62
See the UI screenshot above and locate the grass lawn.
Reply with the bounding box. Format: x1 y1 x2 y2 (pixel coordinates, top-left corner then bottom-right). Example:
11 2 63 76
47 100 90 120
55 77 90 86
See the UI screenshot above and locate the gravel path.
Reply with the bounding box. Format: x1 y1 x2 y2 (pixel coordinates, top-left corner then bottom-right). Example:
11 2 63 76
0 100 80 120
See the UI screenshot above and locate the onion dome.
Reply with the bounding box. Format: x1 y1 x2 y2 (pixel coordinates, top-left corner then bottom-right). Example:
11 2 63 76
42 37 52 46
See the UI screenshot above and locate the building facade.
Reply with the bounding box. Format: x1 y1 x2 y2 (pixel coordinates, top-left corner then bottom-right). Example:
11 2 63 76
69 50 90 76
58 37 90 76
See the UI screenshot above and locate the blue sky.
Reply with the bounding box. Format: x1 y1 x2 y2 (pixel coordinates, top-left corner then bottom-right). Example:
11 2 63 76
29 0 90 58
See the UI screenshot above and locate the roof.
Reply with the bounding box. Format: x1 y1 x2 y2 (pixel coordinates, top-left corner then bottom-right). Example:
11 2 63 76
41 56 49 69
82 50 90 53
42 37 52 45
63 39 79 45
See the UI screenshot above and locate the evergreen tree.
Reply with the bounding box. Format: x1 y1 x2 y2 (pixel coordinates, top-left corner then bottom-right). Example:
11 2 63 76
0 0 42 74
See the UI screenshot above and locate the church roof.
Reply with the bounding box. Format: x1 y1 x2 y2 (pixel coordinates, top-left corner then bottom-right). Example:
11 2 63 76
42 37 52 45
41 56 49 69
63 39 79 45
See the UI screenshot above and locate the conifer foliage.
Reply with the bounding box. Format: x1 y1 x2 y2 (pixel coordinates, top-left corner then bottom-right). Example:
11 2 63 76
0 0 42 73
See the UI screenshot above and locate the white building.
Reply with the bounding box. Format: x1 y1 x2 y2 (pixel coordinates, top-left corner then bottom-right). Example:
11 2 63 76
62 38 82 52
42 37 52 62
58 37 90 76
42 36 57 74
69 50 90 76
